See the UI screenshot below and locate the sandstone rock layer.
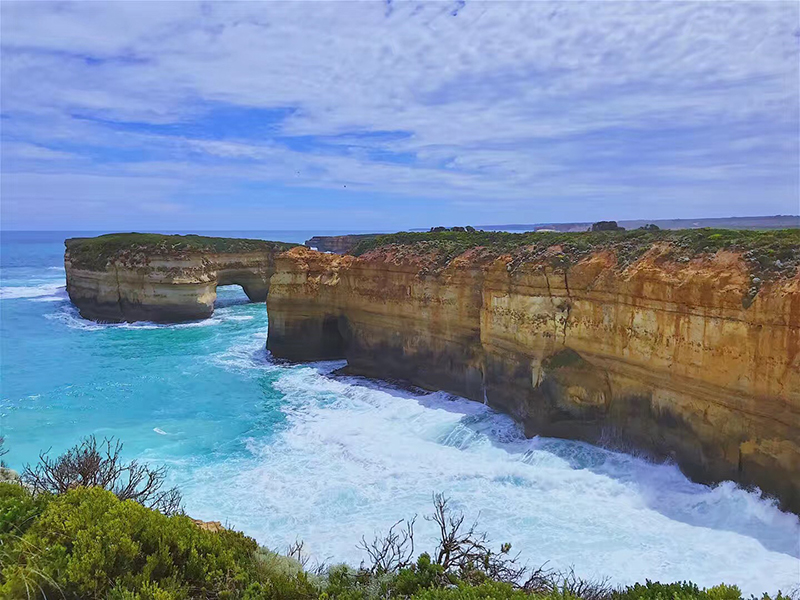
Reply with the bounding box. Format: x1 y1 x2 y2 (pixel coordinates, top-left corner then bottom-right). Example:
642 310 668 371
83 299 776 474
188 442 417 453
267 246 800 512
65 235 290 322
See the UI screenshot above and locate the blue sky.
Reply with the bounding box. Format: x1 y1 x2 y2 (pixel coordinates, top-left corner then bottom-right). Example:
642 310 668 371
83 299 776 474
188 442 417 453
1 1 798 231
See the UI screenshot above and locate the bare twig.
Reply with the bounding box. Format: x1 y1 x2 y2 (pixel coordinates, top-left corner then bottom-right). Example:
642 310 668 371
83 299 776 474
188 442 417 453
357 516 417 574
0 436 8 468
426 493 533 586
20 435 182 515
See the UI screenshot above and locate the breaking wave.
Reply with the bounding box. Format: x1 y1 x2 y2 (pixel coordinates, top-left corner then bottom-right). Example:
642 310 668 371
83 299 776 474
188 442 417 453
0 282 66 300
44 304 257 331
175 348 800 596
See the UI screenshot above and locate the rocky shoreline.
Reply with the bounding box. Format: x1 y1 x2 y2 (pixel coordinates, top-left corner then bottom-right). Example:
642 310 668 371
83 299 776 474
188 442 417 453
64 229 800 512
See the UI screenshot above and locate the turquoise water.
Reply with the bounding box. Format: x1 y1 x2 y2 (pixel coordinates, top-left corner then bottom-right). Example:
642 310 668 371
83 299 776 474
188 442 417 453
1 231 798 594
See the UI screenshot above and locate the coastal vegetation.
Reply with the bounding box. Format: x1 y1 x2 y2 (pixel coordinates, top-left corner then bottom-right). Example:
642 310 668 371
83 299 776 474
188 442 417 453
66 233 297 271
349 228 800 279
0 438 793 599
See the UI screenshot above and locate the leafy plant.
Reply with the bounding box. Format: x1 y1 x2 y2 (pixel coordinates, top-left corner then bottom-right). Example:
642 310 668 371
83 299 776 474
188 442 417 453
0 485 311 600
0 436 788 600
611 580 741 600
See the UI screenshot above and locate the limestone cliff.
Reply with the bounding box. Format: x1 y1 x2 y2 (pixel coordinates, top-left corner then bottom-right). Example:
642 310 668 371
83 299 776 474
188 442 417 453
65 233 295 322
267 230 800 512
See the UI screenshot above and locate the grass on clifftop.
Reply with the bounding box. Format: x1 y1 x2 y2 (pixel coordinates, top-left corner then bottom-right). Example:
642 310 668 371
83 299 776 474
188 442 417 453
350 228 800 279
65 233 298 271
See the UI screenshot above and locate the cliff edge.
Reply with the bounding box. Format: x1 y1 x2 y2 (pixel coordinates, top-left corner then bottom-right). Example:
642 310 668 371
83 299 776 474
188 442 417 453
267 229 800 512
65 233 296 322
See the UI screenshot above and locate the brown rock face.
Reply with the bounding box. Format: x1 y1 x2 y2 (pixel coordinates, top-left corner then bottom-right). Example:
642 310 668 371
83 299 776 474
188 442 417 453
267 246 800 513
66 250 281 323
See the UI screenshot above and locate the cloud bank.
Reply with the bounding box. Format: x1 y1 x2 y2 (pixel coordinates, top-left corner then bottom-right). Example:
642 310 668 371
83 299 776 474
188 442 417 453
1 1 798 230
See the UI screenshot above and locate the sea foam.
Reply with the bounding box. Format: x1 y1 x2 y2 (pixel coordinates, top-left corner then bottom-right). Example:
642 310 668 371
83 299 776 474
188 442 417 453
176 355 800 596
0 282 65 300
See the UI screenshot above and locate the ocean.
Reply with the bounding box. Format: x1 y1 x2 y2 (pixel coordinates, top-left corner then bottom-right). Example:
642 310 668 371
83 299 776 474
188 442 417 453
1 230 798 595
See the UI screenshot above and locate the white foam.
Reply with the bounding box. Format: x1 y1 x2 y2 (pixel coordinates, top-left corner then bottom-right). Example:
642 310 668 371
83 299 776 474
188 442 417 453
0 282 65 300
44 305 110 330
44 304 261 332
176 364 800 596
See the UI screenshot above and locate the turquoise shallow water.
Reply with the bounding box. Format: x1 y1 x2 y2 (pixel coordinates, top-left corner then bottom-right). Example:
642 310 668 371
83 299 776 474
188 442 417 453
1 231 799 595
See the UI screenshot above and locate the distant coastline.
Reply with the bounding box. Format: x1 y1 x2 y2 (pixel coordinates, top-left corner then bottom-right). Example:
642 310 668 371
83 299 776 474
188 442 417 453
410 215 800 231
456 215 800 233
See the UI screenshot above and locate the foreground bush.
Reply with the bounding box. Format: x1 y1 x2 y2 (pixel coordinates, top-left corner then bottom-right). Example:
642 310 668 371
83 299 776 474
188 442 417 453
1 482 794 600
0 484 316 599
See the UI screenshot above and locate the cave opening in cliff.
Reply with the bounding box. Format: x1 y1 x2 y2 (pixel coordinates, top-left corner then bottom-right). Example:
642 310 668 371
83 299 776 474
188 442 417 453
321 314 347 357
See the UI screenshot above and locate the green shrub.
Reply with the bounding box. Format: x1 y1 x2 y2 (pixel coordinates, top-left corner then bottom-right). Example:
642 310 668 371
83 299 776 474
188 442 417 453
0 482 50 538
0 486 267 599
611 580 743 600
320 563 396 600
392 553 448 596
409 579 530 599
0 480 777 600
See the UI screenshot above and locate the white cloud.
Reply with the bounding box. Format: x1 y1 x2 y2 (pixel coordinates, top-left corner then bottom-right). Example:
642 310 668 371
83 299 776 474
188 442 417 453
0 0 797 228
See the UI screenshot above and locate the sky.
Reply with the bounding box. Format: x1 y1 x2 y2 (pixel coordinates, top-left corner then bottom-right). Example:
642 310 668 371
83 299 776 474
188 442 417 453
1 1 798 231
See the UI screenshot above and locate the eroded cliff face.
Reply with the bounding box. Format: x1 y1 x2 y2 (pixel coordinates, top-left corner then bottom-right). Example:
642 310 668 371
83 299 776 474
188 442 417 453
267 245 800 512
66 247 283 323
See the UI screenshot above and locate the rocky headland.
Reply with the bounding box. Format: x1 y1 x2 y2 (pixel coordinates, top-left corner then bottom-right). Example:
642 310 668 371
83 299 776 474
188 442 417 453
65 233 295 322
267 229 800 512
63 228 800 512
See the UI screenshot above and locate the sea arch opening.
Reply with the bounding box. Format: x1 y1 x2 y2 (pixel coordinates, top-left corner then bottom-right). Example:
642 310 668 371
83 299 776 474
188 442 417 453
213 284 254 309
214 270 271 305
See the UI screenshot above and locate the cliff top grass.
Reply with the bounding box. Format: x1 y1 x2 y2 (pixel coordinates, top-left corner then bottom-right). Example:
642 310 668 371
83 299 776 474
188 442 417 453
350 228 800 280
66 232 297 271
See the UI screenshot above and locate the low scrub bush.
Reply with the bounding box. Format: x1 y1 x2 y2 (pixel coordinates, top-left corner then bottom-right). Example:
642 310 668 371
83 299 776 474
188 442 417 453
0 485 318 599
612 581 742 600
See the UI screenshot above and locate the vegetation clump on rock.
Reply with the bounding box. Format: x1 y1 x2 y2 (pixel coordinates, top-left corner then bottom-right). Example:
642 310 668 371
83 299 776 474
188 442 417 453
66 233 297 271
1 437 794 600
350 228 800 280
590 221 625 232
